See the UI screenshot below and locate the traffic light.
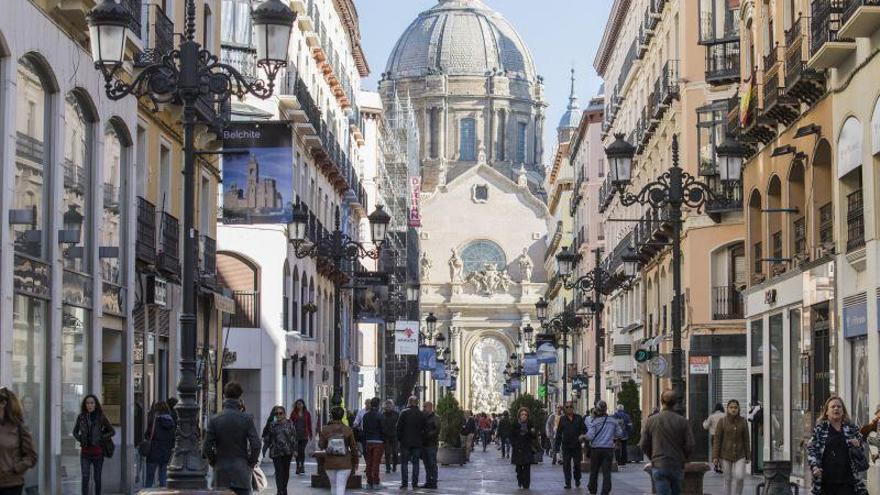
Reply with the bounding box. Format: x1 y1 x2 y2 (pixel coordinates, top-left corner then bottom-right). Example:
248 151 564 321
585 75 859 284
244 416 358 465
634 348 654 363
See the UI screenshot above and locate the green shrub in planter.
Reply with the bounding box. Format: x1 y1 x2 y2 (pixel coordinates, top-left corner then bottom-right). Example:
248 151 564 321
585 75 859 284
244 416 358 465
437 393 464 448
508 393 547 433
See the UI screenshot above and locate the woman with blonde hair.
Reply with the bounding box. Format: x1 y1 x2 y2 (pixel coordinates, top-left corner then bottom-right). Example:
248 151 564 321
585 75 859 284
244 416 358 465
510 407 539 489
806 396 868 495
0 387 38 495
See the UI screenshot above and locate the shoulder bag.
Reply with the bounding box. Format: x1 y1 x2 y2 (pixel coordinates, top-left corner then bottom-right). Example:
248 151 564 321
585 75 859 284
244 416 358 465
138 415 156 458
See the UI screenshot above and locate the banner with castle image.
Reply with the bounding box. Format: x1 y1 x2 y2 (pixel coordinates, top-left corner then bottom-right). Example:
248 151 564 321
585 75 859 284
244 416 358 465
221 122 294 224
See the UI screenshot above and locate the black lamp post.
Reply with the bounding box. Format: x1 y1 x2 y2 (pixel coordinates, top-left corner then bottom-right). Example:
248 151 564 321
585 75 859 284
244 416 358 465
535 300 582 404
87 0 295 488
289 203 391 407
605 133 716 415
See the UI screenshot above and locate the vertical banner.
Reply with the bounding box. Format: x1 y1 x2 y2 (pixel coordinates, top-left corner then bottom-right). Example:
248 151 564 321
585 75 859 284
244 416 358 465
509 378 521 391
418 345 437 371
394 320 419 355
522 353 539 376
535 334 558 364
408 176 422 227
221 122 294 224
503 384 512 396
432 361 447 381
572 375 586 391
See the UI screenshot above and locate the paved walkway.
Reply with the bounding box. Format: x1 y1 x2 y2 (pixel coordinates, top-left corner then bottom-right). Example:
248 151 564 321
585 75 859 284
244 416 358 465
259 447 764 495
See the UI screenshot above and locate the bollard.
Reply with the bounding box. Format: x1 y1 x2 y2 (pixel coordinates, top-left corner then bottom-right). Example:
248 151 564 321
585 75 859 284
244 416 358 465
755 460 798 495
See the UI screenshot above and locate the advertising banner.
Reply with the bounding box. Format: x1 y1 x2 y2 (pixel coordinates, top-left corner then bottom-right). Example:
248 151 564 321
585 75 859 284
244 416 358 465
221 122 294 224
689 355 711 375
433 362 447 381
408 176 422 227
394 320 419 355
418 345 437 371
354 271 390 323
535 333 557 364
522 353 540 376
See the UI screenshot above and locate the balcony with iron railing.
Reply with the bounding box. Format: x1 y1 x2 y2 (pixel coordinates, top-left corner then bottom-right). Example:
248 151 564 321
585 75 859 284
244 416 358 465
227 290 260 328
617 40 640 94
792 216 808 265
705 39 740 85
121 0 143 37
785 15 826 105
15 132 44 164
63 159 87 195
819 201 834 245
762 68 799 127
705 179 743 221
846 189 865 252
839 0 880 38
659 60 680 105
136 196 156 265
809 0 856 68
135 4 173 67
200 234 217 289
220 44 258 82
598 175 616 213
157 211 180 277
712 285 744 319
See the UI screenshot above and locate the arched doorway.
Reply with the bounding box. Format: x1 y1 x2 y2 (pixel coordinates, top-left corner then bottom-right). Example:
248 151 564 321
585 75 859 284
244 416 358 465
469 335 509 414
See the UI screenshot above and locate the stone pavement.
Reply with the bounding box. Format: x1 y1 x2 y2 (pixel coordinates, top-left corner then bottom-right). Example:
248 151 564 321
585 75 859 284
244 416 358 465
258 447 764 495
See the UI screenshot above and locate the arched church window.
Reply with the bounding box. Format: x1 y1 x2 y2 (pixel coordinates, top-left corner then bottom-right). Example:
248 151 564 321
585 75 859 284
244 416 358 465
460 240 506 275
516 122 527 163
460 118 476 161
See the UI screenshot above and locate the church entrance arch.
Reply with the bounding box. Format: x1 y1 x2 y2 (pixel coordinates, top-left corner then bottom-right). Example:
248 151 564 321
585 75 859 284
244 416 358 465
465 334 512 414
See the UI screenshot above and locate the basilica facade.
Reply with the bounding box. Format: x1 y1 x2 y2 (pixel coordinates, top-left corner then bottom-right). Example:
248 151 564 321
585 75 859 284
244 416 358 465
380 0 550 411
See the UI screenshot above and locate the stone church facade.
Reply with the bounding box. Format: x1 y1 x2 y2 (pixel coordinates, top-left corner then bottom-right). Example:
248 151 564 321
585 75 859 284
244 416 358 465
381 0 550 410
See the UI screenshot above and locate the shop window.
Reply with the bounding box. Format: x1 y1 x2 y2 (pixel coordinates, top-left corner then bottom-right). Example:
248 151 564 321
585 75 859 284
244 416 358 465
790 308 807 478
851 336 869 426
102 123 128 286
61 305 91 493
769 313 784 460
750 318 763 367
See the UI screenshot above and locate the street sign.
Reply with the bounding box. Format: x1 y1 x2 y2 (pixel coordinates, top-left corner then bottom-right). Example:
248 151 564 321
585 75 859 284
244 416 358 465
689 355 710 375
394 320 419 355
648 356 669 377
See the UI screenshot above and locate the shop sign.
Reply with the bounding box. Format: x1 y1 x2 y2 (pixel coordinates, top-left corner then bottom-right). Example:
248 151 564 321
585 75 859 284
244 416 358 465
843 299 868 338
689 355 710 375
394 320 419 355
408 176 422 227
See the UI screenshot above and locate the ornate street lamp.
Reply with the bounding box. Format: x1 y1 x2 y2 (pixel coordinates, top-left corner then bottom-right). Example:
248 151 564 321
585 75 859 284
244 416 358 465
425 312 438 336
606 133 636 186
716 135 748 182
606 134 715 414
87 0 295 488
535 297 549 322
407 283 421 303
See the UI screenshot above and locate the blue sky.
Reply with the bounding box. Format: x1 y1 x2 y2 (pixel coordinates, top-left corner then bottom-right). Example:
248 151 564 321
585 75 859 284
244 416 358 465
355 0 613 159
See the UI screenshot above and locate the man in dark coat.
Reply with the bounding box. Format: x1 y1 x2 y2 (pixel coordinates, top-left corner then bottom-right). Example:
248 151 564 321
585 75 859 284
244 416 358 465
421 401 440 489
202 382 261 495
382 400 400 473
554 401 587 489
361 397 385 489
396 396 426 488
497 411 513 458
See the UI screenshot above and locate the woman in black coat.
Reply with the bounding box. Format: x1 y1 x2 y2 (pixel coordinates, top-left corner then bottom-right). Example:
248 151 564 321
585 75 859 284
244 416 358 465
144 401 176 488
510 407 539 489
72 395 115 495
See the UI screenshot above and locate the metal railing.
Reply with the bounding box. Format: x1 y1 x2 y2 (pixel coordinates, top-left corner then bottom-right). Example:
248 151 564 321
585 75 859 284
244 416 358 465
136 196 156 264
846 189 865 251
137 4 174 66
819 202 834 244
15 132 44 164
157 211 180 276
121 0 143 37
810 0 848 57
63 159 87 194
842 0 880 27
617 40 639 91
220 44 258 81
712 285 744 319
200 234 217 287
705 39 740 83
228 290 260 328
764 44 780 71
660 60 680 104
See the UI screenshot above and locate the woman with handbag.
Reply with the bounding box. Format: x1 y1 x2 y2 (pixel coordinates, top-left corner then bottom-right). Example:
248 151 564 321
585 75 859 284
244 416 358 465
510 407 539 490
807 396 868 495
0 387 38 495
290 399 313 475
262 406 296 495
142 402 176 488
72 395 115 495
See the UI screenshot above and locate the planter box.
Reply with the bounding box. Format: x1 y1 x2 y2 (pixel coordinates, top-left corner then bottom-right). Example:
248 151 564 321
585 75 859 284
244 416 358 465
438 447 467 466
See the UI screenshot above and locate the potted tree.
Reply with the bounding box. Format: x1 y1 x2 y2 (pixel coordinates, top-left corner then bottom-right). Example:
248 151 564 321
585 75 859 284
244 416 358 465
436 393 467 466
617 379 643 462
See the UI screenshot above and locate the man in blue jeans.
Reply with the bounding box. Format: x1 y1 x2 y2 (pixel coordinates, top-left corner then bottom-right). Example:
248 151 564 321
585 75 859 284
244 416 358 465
640 390 695 495
396 396 426 488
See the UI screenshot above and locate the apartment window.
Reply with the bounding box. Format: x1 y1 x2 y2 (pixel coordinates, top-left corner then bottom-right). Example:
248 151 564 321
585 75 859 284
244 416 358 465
516 122 527 163
696 102 728 176
793 217 806 259
771 231 783 263
699 0 740 43
846 188 865 252
753 241 762 275
460 118 476 161
221 0 251 45
819 202 833 245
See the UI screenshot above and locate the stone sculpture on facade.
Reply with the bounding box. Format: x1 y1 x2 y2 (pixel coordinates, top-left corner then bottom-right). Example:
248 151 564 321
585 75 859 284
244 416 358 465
517 248 533 283
466 263 513 295
420 252 432 279
470 337 507 414
448 248 464 283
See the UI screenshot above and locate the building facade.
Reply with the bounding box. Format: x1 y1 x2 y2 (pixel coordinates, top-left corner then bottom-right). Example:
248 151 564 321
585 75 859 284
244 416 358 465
382 0 550 411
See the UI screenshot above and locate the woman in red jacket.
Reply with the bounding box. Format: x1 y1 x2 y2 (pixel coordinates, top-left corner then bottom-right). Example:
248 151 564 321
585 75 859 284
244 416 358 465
290 399 313 475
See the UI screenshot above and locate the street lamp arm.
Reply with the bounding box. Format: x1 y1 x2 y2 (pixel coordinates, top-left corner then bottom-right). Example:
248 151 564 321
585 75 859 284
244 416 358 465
562 266 629 296
290 231 381 262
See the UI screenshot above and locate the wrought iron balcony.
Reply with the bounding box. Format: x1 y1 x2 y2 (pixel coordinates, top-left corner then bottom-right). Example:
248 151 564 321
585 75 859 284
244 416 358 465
121 0 143 37
136 196 156 265
135 3 174 67
809 0 856 68
617 40 639 92
846 188 865 252
598 176 616 213
762 72 799 127
63 158 87 195
712 285 744 319
220 44 258 82
157 211 180 277
200 234 217 289
659 60 680 104
785 16 826 105
705 39 740 85
705 179 743 222
227 290 260 328
839 0 880 38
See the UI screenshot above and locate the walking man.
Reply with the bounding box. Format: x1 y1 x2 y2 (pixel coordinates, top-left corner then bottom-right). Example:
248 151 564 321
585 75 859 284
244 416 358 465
497 411 512 459
362 397 385 489
554 402 586 489
396 396 426 489
203 382 262 495
613 404 633 465
421 401 440 489
586 401 624 495
382 400 400 473
546 405 562 464
640 390 695 495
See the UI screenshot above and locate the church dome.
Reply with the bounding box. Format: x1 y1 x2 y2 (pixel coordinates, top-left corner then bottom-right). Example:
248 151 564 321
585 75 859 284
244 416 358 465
385 0 538 82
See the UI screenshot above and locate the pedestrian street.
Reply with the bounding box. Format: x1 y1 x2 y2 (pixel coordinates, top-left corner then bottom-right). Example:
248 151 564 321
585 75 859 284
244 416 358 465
257 447 764 495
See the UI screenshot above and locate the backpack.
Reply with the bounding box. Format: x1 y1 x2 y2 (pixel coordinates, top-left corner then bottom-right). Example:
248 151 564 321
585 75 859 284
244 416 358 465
326 433 348 456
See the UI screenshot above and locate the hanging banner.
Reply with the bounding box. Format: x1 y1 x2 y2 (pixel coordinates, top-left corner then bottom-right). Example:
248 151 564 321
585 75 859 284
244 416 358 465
354 271 390 323
535 334 558 364
508 378 521 391
503 383 512 396
572 374 587 391
408 176 422 227
433 361 447 381
447 376 457 391
522 353 540 376
418 345 437 371
394 320 419 355
221 122 294 224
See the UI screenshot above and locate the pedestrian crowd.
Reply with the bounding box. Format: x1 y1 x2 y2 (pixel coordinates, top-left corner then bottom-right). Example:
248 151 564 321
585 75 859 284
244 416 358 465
0 382 877 495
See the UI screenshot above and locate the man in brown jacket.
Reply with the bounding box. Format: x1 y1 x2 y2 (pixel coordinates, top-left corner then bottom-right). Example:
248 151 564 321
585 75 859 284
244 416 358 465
712 399 750 495
640 390 695 495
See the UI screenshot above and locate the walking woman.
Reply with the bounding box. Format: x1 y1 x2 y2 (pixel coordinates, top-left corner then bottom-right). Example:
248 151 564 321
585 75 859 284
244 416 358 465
318 406 358 495
263 406 296 495
0 387 37 495
711 399 750 495
290 399 313 475
72 395 115 495
510 407 538 489
144 401 176 488
807 396 868 495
